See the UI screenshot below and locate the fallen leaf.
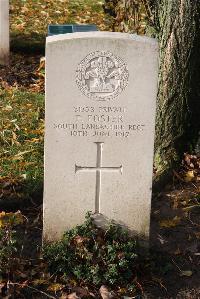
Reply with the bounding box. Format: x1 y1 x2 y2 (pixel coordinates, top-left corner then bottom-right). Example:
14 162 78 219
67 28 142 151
99 285 113 299
13 150 34 158
195 232 200 239
72 287 90 297
174 248 181 255
0 282 6 293
157 233 167 244
179 270 193 277
159 216 181 228
32 279 49 286
3 105 13 111
60 293 68 299
15 270 28 279
47 283 64 292
183 204 200 211
68 293 80 299
184 170 195 182
15 23 25 31
73 235 89 245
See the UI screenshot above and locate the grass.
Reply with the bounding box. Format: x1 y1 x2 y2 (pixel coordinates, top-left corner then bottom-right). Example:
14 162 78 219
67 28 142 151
0 87 44 202
10 0 111 53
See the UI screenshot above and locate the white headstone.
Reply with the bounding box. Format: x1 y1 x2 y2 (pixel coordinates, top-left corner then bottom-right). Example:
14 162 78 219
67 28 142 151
44 32 158 242
0 0 9 65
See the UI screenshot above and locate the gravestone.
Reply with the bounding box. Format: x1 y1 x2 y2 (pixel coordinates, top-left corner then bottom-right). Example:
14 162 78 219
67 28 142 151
0 0 9 65
44 32 158 242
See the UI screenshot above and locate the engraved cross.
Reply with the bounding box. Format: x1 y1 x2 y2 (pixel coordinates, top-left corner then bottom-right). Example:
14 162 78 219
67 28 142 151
75 142 123 214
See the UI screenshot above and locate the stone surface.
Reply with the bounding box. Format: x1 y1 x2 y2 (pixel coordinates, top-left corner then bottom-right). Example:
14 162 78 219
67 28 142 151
0 0 9 65
44 32 158 242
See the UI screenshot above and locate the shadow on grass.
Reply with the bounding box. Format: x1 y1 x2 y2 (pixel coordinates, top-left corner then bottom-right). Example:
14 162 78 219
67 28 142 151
11 32 46 55
0 178 43 211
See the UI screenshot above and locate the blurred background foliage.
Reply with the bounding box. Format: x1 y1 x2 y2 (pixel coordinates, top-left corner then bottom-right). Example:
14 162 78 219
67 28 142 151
103 0 153 34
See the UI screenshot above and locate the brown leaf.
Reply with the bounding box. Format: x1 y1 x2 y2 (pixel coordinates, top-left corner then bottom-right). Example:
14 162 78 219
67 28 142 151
174 248 181 255
73 235 89 245
159 216 181 228
32 279 49 286
60 293 68 299
195 232 200 239
3 105 13 111
72 287 90 298
47 283 64 292
68 293 80 299
184 170 195 182
99 285 113 299
15 270 28 279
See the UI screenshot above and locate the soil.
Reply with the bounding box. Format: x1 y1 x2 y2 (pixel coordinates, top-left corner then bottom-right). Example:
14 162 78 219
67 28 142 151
146 181 200 298
0 53 44 92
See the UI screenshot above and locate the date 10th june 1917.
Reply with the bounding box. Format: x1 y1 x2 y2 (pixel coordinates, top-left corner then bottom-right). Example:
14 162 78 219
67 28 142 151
70 130 130 137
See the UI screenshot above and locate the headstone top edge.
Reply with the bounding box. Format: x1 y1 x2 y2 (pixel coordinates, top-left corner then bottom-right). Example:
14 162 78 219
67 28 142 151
46 31 158 47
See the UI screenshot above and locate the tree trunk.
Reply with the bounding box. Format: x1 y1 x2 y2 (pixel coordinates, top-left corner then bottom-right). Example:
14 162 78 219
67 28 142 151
153 0 200 179
104 0 200 182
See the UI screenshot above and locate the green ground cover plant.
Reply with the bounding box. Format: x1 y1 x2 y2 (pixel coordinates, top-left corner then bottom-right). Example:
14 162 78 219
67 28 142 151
44 213 138 288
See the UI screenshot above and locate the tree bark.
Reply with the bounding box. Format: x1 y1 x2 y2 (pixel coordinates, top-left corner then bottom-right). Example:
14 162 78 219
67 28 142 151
153 0 200 178
104 0 200 182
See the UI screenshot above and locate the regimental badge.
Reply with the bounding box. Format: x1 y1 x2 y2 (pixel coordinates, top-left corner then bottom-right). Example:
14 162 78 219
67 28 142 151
76 51 129 101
